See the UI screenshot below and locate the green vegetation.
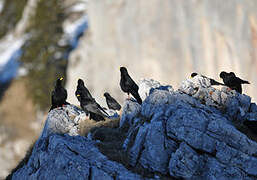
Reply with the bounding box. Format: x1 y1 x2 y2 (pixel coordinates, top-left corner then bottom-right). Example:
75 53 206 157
0 0 28 38
20 0 69 110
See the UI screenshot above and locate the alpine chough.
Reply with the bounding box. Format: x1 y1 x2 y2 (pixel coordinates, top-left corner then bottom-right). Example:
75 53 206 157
104 92 121 111
191 72 224 86
76 93 107 121
49 77 69 111
120 67 142 104
219 71 250 94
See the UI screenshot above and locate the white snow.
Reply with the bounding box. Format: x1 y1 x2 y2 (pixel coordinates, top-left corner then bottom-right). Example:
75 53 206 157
64 15 88 38
0 35 25 71
68 2 87 13
62 15 88 49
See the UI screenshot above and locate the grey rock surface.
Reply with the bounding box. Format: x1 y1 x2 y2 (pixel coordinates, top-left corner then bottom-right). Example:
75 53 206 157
11 79 257 179
12 106 146 180
122 79 257 179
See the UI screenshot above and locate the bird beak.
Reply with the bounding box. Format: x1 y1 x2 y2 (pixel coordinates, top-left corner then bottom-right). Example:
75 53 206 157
77 94 80 97
60 77 64 81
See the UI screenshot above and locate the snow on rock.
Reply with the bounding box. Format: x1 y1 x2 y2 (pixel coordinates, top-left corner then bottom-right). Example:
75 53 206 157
138 78 173 101
10 78 257 179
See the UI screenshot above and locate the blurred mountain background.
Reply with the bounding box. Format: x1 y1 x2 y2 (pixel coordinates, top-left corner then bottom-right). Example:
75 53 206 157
0 0 256 178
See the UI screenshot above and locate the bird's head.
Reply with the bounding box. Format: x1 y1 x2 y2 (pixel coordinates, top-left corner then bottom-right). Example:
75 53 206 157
120 67 128 74
78 79 84 86
191 72 198 78
229 72 236 77
56 77 64 86
103 92 109 97
219 71 227 79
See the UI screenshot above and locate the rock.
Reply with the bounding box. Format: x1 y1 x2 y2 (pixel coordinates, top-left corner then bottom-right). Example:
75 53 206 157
120 100 141 128
41 105 84 138
11 108 147 180
121 79 257 179
138 78 173 101
250 103 257 113
10 79 257 179
139 121 170 174
169 142 202 179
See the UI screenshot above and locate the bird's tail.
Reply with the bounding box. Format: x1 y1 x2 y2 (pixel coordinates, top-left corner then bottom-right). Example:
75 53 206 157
98 105 109 116
131 91 142 104
49 105 56 112
210 79 224 86
64 101 70 105
241 80 250 84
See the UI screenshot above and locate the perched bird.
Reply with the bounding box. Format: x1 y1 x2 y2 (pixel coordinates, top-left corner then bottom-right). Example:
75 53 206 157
49 77 69 111
75 79 93 101
104 92 121 111
219 71 250 94
120 67 142 104
191 72 224 86
76 93 107 121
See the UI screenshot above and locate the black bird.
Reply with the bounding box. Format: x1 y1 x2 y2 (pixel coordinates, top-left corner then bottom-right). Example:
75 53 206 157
49 77 69 111
75 79 108 121
219 71 250 94
191 72 224 86
76 93 107 121
75 79 93 101
104 92 121 111
120 67 142 104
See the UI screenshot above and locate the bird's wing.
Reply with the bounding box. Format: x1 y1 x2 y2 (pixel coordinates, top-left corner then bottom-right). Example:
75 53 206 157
237 77 250 84
210 79 224 86
86 103 106 117
126 74 139 91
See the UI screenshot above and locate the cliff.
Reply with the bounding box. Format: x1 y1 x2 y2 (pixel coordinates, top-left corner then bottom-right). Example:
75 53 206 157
9 78 257 179
66 0 257 105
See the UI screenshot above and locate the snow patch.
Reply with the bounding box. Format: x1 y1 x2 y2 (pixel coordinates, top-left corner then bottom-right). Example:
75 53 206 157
0 35 26 83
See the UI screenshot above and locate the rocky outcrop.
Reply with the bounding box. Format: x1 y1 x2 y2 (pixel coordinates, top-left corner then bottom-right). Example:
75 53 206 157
10 77 257 179
66 0 257 105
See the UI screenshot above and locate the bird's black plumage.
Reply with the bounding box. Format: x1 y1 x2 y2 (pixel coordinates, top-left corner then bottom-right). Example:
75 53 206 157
104 92 121 111
120 67 142 104
77 93 107 121
75 79 93 101
219 71 250 94
49 78 69 111
191 72 224 86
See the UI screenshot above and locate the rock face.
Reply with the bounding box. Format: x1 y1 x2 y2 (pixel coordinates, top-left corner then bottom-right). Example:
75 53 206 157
11 78 257 179
66 0 257 105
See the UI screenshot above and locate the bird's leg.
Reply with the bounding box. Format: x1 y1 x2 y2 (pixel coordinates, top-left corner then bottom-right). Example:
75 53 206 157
227 87 232 91
127 93 131 100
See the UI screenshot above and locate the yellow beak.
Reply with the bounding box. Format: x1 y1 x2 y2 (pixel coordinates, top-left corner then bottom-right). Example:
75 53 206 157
60 77 64 81
76 94 80 97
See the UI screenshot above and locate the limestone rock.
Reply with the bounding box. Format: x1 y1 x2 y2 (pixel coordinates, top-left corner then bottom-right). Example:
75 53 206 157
121 79 257 179
10 79 257 179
